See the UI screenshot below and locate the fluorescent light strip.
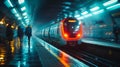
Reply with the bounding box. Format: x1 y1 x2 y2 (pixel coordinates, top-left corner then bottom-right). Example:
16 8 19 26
18 0 24 4
4 0 14 7
22 12 27 16
93 9 104 15
106 3 120 10
81 11 88 15
21 22 26 26
11 8 17 14
84 14 92 18
8 0 13 7
18 17 21 19
103 0 118 6
21 6 26 11
75 15 80 18
15 14 20 17
90 6 100 11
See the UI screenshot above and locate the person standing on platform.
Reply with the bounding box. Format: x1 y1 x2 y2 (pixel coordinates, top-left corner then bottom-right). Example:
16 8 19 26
6 24 13 55
6 24 13 45
17 26 24 43
25 25 32 46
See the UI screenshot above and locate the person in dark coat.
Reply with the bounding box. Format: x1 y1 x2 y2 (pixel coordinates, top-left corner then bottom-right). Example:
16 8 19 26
17 26 24 43
6 24 13 44
25 25 32 45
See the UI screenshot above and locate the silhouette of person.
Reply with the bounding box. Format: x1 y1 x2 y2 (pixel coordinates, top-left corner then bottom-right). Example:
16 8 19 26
6 24 13 45
17 26 24 43
25 25 32 45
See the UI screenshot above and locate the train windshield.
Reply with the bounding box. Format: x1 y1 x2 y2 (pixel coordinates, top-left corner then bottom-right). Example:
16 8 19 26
63 19 80 37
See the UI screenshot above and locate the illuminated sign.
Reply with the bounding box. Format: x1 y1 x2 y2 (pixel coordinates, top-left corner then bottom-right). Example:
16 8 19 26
68 20 76 22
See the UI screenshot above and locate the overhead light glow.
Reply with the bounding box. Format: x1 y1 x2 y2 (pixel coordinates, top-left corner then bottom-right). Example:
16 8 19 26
15 14 20 17
21 22 26 26
77 16 84 20
84 14 92 18
90 6 100 11
25 19 29 23
103 0 118 6
0 21 4 24
106 3 120 10
18 17 22 20
4 0 14 8
21 6 26 11
93 9 104 15
75 15 80 18
11 8 17 14
18 0 24 4
63 2 71 5
81 11 88 15
65 6 70 9
22 12 27 16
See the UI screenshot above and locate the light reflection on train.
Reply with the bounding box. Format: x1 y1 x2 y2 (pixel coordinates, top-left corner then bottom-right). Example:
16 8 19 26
39 17 83 46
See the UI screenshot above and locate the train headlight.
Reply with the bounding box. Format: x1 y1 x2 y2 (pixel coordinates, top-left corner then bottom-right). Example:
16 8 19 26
77 34 81 37
64 33 68 38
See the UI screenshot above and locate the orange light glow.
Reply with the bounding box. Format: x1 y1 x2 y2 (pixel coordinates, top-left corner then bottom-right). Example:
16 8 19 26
50 50 70 67
59 52 70 67
11 25 14 28
64 33 68 37
77 34 81 37
0 21 4 24
6 24 9 26
10 40 15 53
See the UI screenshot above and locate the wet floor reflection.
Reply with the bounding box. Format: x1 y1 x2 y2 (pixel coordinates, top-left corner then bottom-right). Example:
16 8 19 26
0 40 16 65
35 37 88 67
0 36 42 67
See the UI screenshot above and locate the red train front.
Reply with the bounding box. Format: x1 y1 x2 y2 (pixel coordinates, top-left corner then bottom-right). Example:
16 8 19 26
60 17 83 45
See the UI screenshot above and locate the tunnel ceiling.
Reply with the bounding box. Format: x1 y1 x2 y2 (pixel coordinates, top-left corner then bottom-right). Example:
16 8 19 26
0 0 108 25
30 0 95 24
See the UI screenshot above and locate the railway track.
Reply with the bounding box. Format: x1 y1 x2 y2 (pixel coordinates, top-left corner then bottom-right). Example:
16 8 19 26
41 39 120 67
58 45 119 67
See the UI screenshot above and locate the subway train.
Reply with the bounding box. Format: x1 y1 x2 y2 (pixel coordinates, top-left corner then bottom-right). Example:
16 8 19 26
39 17 83 46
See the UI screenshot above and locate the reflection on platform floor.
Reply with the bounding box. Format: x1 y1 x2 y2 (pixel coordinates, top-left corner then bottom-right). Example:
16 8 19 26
0 36 42 67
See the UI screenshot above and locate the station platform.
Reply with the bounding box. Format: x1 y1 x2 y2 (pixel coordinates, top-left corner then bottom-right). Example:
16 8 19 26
0 36 88 67
81 38 120 49
0 36 64 67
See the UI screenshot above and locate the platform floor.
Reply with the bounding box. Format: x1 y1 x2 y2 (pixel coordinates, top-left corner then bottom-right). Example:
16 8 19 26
82 38 120 49
0 36 65 67
2 36 119 67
